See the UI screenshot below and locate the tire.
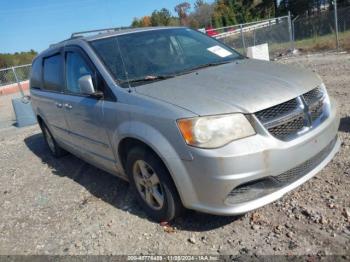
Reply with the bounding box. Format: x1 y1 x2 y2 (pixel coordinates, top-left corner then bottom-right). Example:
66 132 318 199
40 122 67 158
126 146 185 222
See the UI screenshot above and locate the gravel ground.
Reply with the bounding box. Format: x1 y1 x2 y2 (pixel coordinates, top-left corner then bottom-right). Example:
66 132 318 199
0 53 349 256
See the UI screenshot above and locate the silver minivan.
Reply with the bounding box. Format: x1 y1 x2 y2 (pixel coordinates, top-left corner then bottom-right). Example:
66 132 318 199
30 27 340 221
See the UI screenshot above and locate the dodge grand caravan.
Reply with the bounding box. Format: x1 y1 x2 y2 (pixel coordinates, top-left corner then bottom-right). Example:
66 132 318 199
30 27 340 221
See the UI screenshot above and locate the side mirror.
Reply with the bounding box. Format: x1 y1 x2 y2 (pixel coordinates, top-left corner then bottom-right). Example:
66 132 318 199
78 75 95 95
78 74 103 98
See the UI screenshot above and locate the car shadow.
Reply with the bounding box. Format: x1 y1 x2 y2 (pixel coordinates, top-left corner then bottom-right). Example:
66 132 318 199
24 133 238 231
339 116 350 133
172 212 243 232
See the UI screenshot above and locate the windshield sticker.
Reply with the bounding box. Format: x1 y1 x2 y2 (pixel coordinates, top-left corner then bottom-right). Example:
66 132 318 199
207 45 232 58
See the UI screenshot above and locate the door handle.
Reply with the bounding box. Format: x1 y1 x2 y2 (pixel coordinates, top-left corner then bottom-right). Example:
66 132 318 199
55 102 63 108
64 103 73 109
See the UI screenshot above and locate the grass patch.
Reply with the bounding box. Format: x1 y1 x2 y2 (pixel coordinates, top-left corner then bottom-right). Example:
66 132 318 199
294 31 350 52
222 30 350 58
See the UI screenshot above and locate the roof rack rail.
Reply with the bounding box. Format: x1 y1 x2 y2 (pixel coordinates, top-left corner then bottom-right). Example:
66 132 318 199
49 35 83 48
71 26 132 38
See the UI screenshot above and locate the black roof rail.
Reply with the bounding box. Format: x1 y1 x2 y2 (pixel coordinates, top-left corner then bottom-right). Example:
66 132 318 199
49 35 83 48
48 26 132 49
71 26 132 38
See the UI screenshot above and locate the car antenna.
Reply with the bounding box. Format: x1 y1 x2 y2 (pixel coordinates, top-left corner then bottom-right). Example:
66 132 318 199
115 36 132 93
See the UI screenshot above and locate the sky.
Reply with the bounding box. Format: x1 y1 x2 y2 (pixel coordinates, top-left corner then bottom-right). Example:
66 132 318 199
0 0 208 53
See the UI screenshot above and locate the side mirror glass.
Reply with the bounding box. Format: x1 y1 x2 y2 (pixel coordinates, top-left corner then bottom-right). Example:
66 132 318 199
78 75 95 95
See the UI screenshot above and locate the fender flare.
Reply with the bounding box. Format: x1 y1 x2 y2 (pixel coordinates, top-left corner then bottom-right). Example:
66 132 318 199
112 121 197 207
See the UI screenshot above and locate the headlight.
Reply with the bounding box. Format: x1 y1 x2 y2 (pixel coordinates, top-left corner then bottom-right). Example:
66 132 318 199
177 114 256 148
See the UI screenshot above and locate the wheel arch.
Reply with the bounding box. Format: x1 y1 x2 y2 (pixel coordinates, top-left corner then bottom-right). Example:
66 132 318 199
116 131 195 208
36 114 44 128
118 137 159 172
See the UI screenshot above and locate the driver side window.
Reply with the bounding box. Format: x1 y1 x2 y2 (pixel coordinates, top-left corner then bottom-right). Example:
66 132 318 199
65 51 93 94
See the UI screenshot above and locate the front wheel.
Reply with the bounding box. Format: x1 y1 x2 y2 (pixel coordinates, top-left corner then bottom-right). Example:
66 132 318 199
126 147 184 222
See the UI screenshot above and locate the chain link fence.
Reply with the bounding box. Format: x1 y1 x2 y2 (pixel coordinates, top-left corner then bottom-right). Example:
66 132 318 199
0 64 31 87
205 6 350 58
337 6 350 34
205 16 293 59
0 64 34 128
293 6 350 52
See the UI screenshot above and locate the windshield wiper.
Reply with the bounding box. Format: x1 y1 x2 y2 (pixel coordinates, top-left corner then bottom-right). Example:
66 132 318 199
183 60 234 73
119 75 175 86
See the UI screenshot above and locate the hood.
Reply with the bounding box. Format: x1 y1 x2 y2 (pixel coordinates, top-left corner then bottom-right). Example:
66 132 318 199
135 59 322 116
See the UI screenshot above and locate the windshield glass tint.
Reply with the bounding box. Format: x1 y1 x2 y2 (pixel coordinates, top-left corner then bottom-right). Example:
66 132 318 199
90 28 242 87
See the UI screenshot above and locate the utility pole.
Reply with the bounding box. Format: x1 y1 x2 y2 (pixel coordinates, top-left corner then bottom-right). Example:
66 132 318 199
240 24 246 54
288 11 294 51
334 0 339 52
11 67 24 97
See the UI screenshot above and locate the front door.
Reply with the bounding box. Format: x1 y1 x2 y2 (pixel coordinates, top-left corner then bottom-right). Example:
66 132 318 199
62 46 116 172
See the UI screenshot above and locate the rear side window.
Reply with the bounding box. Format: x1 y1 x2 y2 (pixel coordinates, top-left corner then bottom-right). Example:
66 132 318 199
43 54 63 92
30 58 42 89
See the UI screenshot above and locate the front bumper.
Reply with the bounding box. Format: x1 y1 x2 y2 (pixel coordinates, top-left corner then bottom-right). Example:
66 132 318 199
175 98 340 215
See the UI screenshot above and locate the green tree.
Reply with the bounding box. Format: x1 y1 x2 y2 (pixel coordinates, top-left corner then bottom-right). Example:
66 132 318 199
151 8 172 26
131 18 141 27
190 0 214 27
0 50 38 68
278 0 315 16
255 0 276 18
212 0 236 27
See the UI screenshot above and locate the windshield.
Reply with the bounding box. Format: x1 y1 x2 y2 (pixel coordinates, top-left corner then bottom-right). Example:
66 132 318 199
90 28 243 87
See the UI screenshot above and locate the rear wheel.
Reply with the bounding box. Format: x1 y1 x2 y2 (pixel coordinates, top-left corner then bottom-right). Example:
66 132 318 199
41 122 67 158
126 146 184 222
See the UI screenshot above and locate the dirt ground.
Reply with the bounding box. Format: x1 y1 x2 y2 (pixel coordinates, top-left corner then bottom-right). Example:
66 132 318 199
0 53 349 256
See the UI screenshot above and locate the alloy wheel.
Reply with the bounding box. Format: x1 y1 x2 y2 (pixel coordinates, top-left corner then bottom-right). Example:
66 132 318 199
132 160 164 210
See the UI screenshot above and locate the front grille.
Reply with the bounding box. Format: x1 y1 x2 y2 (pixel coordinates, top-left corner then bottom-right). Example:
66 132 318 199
273 137 336 183
226 138 337 205
303 87 323 105
268 115 305 140
309 99 324 122
255 86 327 141
255 99 299 123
